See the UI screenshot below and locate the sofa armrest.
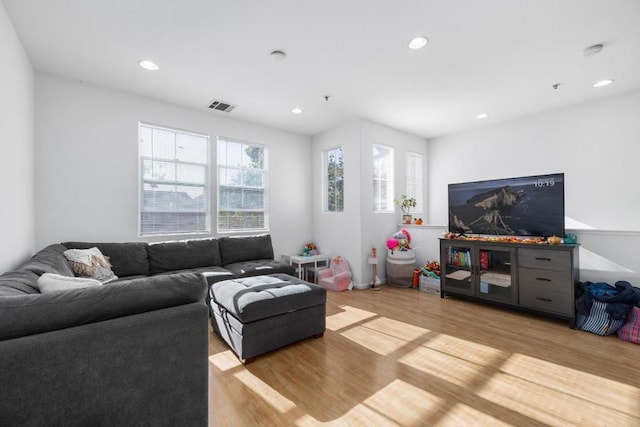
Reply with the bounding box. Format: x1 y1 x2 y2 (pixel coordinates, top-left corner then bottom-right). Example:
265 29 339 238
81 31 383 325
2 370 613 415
317 268 334 280
0 272 207 341
0 303 208 426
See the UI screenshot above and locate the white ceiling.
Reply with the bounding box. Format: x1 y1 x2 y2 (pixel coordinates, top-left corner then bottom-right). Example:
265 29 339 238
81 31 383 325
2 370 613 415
4 0 640 138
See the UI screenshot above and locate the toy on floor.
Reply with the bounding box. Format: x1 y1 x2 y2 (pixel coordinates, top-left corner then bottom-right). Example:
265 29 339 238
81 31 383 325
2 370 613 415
318 256 353 291
317 256 352 291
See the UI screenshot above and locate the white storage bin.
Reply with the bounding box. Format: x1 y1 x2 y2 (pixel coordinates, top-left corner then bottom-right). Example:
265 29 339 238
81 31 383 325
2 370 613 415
419 276 440 294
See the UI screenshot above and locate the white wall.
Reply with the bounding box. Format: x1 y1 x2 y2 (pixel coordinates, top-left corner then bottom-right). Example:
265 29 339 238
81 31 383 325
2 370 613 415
311 119 362 281
0 3 35 271
311 118 427 285
426 89 640 283
359 119 428 283
34 73 312 259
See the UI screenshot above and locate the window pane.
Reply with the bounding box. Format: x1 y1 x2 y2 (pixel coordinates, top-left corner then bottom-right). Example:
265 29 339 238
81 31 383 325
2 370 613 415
219 167 242 186
176 134 207 163
139 126 152 157
324 146 344 212
152 129 176 160
139 123 209 236
219 187 243 210
226 141 243 167
177 163 205 184
373 144 393 212
176 185 206 211
149 160 176 182
244 188 264 209
243 145 263 169
406 152 423 212
244 170 263 187
217 137 267 231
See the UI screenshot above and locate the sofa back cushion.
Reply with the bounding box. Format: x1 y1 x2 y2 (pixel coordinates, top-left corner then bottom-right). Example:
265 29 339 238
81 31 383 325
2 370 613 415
148 238 222 275
18 244 75 277
0 272 206 341
62 242 150 277
0 270 40 296
219 234 274 266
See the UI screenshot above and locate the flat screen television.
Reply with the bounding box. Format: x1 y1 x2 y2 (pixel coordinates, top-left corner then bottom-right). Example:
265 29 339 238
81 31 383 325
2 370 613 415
448 173 565 237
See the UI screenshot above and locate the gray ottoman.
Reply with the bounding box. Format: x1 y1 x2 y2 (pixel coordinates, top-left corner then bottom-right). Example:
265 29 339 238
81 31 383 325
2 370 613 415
209 273 326 363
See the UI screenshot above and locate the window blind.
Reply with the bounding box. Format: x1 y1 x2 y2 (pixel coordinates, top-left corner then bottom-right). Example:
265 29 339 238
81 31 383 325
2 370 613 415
139 123 210 236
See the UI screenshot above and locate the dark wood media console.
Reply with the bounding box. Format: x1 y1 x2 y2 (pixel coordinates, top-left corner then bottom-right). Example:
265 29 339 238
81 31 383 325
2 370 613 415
440 238 579 327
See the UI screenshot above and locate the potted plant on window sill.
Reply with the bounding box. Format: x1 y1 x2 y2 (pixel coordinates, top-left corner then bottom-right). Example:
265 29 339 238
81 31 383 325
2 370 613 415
394 195 417 225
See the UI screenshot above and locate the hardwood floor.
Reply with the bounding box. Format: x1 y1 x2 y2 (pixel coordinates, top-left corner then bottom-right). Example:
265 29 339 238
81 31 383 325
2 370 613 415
208 286 640 426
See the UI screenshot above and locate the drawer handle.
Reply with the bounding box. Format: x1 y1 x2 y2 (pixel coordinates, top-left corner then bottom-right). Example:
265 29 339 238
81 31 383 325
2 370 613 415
536 297 553 302
536 277 552 282
535 257 552 261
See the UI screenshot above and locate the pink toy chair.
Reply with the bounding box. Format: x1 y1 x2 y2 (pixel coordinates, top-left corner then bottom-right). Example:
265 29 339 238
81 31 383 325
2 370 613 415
317 256 352 291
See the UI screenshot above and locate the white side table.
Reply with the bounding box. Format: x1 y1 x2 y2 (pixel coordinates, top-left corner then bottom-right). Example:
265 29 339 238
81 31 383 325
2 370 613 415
283 254 330 282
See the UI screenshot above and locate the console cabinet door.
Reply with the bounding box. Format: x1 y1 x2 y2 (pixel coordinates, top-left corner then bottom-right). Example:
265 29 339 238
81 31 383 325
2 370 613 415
441 242 475 296
476 245 517 304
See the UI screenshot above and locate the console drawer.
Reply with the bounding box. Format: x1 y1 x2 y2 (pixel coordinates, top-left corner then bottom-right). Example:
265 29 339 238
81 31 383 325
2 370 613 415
519 286 573 315
518 267 572 295
518 248 570 271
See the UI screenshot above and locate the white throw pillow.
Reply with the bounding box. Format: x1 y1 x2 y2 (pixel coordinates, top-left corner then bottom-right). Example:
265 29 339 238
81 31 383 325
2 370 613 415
37 273 102 294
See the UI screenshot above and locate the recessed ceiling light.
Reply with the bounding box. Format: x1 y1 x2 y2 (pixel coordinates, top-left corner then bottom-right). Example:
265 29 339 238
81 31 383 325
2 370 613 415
291 107 303 114
270 50 287 61
138 60 159 71
583 44 604 56
476 113 489 119
593 79 614 88
408 36 428 50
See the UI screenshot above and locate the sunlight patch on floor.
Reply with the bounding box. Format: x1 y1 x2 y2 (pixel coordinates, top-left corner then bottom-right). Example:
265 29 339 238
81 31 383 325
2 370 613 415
208 350 243 372
293 381 438 427
476 371 640 426
362 379 446 425
425 333 506 366
326 305 377 331
233 370 297 413
500 353 640 418
399 344 487 387
341 324 410 356
361 316 430 341
433 403 513 427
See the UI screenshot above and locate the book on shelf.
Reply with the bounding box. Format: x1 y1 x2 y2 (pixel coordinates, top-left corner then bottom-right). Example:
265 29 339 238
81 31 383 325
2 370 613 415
447 247 471 268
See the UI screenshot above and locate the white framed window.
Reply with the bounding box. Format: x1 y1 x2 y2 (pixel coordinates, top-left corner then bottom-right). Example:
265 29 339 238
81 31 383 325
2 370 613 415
373 144 394 212
324 146 344 212
405 151 423 213
217 137 268 232
138 122 210 236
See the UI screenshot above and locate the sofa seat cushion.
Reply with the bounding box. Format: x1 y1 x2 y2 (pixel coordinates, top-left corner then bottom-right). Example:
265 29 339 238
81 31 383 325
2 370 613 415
148 238 222 275
218 234 274 266
154 266 234 285
18 244 75 277
224 260 295 278
0 270 40 296
63 242 150 277
209 273 326 324
0 272 206 341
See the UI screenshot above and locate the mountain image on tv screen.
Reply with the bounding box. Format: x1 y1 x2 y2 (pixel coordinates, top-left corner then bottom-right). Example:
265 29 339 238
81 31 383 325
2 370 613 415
448 173 565 237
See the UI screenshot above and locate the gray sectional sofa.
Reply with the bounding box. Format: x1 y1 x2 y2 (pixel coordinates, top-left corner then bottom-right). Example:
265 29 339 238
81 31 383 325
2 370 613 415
0 234 294 427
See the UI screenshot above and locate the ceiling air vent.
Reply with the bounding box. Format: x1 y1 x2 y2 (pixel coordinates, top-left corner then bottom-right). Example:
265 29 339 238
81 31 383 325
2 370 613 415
208 99 237 113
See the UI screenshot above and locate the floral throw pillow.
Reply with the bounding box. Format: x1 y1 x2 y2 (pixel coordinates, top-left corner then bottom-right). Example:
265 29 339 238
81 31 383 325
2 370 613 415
63 247 118 284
